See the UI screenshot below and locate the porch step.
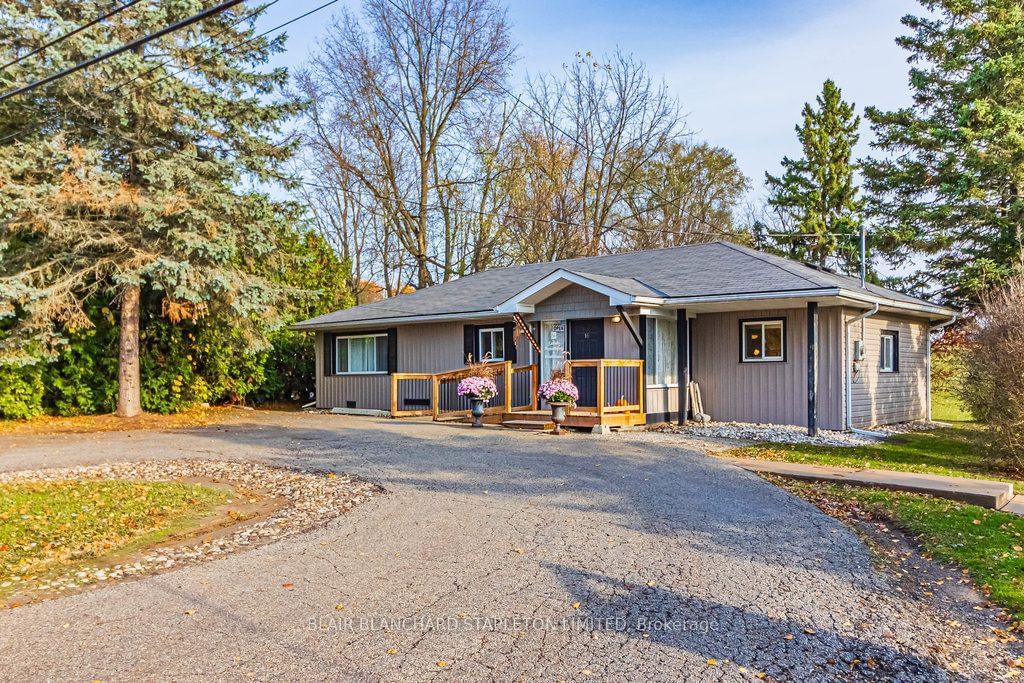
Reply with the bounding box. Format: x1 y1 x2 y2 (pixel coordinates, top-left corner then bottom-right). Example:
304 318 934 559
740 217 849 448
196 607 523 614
502 419 553 431
435 415 470 423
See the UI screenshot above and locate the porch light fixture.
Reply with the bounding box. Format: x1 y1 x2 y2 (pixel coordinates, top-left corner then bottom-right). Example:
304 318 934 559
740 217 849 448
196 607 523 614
611 314 622 323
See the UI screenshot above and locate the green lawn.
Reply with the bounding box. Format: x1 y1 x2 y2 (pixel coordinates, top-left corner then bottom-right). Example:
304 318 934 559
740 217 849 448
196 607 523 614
783 480 1024 620
729 423 1023 484
727 390 1022 486
931 387 974 424
0 479 227 592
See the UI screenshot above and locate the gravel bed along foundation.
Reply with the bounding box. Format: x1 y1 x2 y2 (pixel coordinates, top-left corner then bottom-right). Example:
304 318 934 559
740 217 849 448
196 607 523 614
641 420 940 447
0 460 381 601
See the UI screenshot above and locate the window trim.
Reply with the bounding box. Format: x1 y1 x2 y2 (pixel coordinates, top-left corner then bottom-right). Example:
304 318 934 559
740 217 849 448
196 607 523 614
333 332 389 375
880 330 899 373
477 326 506 362
739 317 787 363
645 316 679 386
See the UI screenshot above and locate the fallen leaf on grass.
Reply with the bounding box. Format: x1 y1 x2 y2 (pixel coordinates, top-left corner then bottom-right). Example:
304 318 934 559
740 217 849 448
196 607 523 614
436 660 447 668
335 603 345 611
646 580 656 588
571 602 580 609
281 582 294 590
706 659 717 666
387 648 397 655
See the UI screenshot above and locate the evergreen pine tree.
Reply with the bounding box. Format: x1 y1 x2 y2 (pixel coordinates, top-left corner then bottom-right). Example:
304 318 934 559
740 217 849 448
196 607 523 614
0 2 302 416
862 0 1024 307
763 79 863 271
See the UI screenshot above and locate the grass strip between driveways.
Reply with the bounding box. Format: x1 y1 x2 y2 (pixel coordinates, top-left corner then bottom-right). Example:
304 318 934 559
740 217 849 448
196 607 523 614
0 479 227 593
781 480 1024 621
727 390 1024 487
728 424 1023 486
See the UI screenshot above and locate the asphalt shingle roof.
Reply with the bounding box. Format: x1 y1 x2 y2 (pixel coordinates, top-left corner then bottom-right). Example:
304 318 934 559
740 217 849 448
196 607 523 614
294 241 950 329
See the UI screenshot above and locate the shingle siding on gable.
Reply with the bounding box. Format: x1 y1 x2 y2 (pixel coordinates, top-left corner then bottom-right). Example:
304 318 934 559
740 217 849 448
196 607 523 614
845 311 928 427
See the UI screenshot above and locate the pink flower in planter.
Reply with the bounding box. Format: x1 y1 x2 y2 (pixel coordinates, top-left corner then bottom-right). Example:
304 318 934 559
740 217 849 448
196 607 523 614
537 378 579 405
457 376 498 401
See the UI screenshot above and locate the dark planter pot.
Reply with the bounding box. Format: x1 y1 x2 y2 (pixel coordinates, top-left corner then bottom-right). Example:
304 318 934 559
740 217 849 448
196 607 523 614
469 398 486 427
549 402 569 434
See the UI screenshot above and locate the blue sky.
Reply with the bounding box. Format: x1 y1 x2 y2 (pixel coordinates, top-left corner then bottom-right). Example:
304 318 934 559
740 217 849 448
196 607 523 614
261 0 920 198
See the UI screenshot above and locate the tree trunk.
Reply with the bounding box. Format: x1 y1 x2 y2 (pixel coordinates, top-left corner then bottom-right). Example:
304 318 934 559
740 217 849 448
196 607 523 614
116 284 142 417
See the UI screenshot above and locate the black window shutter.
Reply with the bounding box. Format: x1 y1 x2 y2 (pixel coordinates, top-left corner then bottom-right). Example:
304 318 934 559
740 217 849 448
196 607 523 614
638 315 648 359
323 333 335 375
503 321 517 364
387 328 398 374
463 324 477 364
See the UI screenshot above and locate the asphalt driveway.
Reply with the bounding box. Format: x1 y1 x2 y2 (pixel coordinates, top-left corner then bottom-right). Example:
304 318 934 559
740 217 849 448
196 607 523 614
0 412 1018 681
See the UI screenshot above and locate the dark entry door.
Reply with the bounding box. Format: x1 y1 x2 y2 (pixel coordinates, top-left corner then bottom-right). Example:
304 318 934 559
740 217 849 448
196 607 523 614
569 318 604 408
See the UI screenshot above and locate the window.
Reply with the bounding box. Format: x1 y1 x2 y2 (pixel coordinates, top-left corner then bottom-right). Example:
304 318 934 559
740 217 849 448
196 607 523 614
741 319 785 362
478 327 505 362
334 333 388 374
880 331 898 373
645 317 678 385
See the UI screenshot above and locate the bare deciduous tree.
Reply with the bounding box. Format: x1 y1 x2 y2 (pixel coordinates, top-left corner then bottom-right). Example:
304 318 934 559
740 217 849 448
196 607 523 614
298 0 515 288
525 51 683 255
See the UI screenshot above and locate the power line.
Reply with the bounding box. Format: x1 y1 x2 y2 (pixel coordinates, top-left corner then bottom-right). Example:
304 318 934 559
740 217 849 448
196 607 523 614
0 0 861 249
108 0 282 95
0 0 334 146
0 0 147 73
126 0 339 95
0 0 248 104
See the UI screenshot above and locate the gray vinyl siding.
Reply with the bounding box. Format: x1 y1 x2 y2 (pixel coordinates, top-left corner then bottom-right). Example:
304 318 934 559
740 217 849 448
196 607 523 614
316 323 466 410
691 307 845 430
315 331 391 410
316 320 538 410
645 386 679 421
846 311 928 427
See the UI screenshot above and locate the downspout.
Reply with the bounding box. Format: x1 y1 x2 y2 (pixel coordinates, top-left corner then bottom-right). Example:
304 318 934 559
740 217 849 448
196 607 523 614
926 314 959 422
845 303 879 434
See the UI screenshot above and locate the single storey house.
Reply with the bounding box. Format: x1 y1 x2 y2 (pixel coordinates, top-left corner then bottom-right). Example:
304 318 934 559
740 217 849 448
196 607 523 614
293 241 957 434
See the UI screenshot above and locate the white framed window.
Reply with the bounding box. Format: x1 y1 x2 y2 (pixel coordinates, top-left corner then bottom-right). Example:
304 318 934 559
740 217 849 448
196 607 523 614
645 317 678 386
880 331 898 373
334 333 388 374
478 327 505 362
741 319 785 362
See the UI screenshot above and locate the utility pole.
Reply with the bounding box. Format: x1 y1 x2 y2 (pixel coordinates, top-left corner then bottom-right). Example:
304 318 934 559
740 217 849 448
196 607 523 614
860 223 867 288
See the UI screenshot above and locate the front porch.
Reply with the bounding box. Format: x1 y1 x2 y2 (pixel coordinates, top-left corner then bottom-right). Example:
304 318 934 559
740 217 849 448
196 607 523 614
389 358 646 430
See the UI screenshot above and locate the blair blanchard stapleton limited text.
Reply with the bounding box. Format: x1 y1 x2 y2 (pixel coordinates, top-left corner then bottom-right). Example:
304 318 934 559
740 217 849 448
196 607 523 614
309 615 719 634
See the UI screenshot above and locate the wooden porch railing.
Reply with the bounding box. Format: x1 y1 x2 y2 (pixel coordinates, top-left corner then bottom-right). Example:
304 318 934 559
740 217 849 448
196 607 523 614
564 359 644 418
390 362 539 420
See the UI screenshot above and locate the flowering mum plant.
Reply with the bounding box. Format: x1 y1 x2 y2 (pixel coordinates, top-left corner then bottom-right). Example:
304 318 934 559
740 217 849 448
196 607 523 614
537 378 579 405
457 376 498 401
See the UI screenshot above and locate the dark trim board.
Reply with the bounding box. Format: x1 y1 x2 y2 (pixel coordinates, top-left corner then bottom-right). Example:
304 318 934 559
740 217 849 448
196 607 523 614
677 310 688 425
645 411 679 425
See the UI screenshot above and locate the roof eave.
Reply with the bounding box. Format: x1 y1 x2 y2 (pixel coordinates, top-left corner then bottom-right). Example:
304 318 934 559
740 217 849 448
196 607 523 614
289 309 499 331
493 268 664 314
659 287 957 320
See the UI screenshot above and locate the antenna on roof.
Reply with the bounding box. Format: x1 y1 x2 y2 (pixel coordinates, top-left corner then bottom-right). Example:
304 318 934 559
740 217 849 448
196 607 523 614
860 224 867 289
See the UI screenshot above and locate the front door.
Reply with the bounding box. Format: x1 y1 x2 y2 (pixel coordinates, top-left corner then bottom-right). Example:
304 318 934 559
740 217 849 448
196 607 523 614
569 318 604 408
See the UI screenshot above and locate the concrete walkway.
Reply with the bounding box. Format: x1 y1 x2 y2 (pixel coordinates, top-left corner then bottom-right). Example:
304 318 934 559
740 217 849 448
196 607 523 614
723 457 1022 513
